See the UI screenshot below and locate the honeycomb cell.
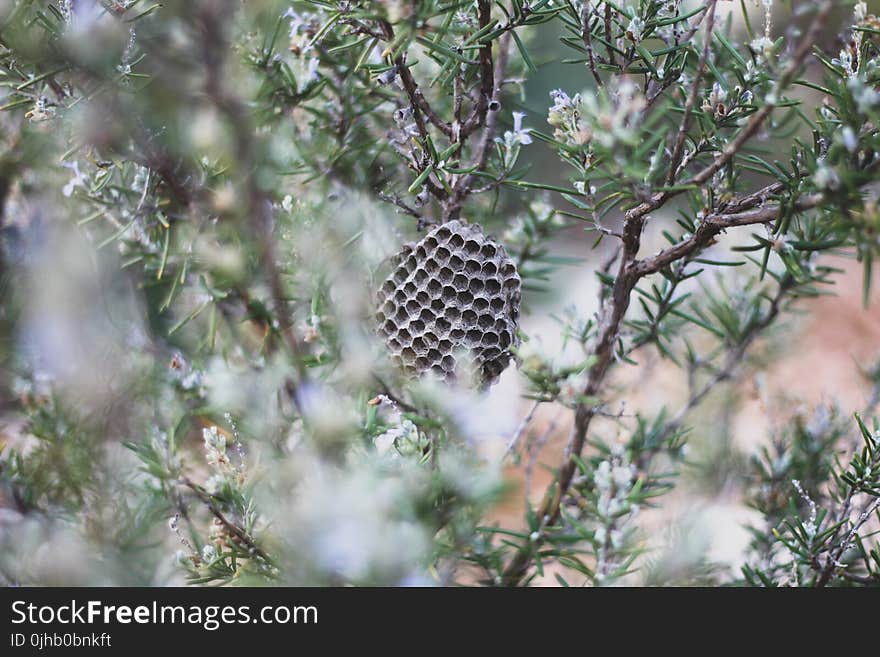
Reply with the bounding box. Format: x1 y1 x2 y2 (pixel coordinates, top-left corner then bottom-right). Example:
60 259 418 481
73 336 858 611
375 219 521 387
481 332 499 346
465 259 482 275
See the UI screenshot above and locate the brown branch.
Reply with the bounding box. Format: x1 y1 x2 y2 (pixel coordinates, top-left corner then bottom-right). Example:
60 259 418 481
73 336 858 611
666 0 718 186
461 0 495 138
379 20 453 139
180 476 273 564
580 4 603 89
625 1 832 226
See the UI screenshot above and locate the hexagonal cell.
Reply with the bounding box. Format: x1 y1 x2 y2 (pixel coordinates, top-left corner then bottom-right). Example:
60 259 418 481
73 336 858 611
414 270 428 286
416 290 430 305
477 314 494 330
482 261 498 276
423 332 439 348
412 336 426 353
466 328 482 344
457 290 474 307
464 259 482 275
450 328 465 341
427 348 442 362
426 279 442 297
452 273 469 291
435 317 452 333
395 308 409 323
415 245 428 260
424 258 439 274
499 331 512 348
480 243 497 258
494 318 508 332
448 233 465 248
404 256 418 272
464 239 480 255
438 267 454 283
472 296 489 312
382 300 396 315
441 285 457 303
441 354 456 370
409 319 425 334
483 347 507 362
394 289 407 304
439 339 453 352
490 297 505 313
468 278 485 294
397 328 412 343
404 282 417 296
431 298 445 312
500 262 516 277
388 338 402 350
381 280 396 296
481 331 499 346
503 277 519 291
448 254 464 271
462 308 478 325
435 246 451 262
383 319 396 333
415 356 431 370
393 267 409 283
445 307 461 322
419 308 435 323
401 347 417 363
405 299 420 314
485 279 501 295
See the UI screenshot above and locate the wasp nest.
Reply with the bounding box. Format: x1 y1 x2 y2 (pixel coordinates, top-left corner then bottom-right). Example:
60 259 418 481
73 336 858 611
376 220 521 387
